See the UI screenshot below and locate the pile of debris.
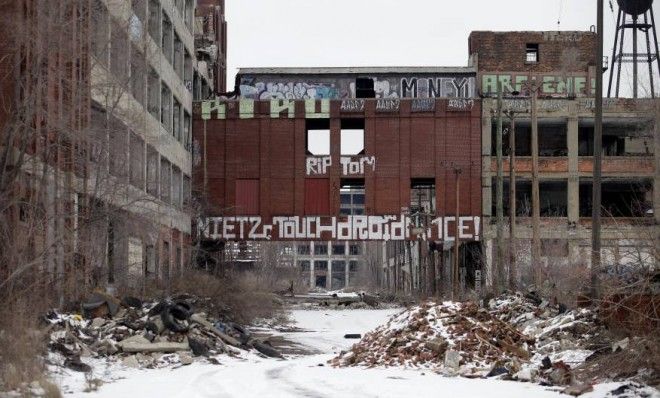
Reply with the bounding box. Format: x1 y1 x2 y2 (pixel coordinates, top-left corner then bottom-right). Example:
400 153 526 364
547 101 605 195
46 291 284 372
331 292 620 392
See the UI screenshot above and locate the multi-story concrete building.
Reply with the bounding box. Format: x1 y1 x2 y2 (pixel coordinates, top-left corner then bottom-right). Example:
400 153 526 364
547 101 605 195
0 0 225 290
471 31 658 284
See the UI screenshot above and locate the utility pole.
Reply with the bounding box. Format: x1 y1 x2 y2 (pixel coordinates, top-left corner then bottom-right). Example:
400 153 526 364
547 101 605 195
506 110 517 291
531 80 541 287
592 0 604 298
453 166 461 300
495 80 505 293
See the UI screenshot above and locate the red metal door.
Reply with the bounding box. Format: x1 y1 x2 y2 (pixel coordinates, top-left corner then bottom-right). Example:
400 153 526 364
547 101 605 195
235 179 259 214
305 179 329 215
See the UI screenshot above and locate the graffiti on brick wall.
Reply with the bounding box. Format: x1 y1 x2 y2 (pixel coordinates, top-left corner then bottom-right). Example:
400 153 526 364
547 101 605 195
481 74 595 97
238 75 475 99
201 215 481 241
306 156 376 176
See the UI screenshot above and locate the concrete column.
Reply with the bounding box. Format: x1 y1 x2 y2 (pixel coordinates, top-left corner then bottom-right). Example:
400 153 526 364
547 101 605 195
309 259 315 289
482 113 493 217
567 114 579 223
326 242 332 290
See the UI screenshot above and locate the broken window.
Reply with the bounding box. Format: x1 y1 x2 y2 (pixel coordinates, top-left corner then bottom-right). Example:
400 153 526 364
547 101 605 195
355 77 375 98
526 43 539 63
108 116 128 179
184 50 193 91
332 244 345 255
130 45 146 106
331 261 346 289
160 158 171 203
173 97 181 140
148 0 160 45
349 243 361 256
299 260 310 272
161 11 173 65
306 119 330 156
297 244 311 255
314 243 328 256
492 122 566 156
161 83 172 131
494 179 567 217
340 119 365 155
340 179 365 216
579 179 652 217
411 178 436 216
146 145 159 197
129 131 145 189
182 175 191 207
148 68 160 120
183 111 191 150
315 260 328 270
172 166 182 207
579 121 654 156
174 32 184 78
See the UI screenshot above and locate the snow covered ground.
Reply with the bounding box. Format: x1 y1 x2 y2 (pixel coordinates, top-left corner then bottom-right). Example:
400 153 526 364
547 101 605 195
52 308 658 398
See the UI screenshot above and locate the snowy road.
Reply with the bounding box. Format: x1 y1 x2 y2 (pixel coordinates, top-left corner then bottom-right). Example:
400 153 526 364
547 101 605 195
56 308 644 398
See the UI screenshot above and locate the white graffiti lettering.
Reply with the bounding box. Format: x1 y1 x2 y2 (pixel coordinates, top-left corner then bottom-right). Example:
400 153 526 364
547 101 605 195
202 215 481 242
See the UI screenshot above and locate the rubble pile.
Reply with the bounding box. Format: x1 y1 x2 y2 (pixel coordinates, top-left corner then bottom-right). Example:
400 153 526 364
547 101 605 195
46 291 283 372
331 293 608 386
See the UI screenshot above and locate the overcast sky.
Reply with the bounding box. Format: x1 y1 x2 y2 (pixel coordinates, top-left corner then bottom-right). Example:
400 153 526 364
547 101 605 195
225 0 659 95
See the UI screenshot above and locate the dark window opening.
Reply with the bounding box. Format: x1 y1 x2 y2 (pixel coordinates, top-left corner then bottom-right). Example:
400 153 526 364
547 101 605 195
411 178 436 217
579 125 653 156
579 180 652 217
494 179 567 217
349 244 361 256
340 179 365 216
299 260 310 272
341 119 365 155
314 243 328 256
492 123 566 156
332 260 346 289
332 244 345 255
315 275 327 288
355 77 375 98
305 119 330 156
297 244 311 255
314 259 328 270
526 43 539 63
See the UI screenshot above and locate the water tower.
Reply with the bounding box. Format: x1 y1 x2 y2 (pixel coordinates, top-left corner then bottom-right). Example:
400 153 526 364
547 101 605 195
607 0 660 97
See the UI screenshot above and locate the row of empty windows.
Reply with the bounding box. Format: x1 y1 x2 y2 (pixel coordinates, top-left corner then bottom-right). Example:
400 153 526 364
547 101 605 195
296 243 362 256
306 119 365 156
491 179 652 217
234 178 437 216
92 105 191 209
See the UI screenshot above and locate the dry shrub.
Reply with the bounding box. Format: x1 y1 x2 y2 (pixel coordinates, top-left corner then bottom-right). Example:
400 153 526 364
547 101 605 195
168 270 284 325
0 299 48 392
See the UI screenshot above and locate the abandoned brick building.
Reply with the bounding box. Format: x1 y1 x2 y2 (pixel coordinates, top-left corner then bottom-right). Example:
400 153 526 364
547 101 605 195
193 30 658 291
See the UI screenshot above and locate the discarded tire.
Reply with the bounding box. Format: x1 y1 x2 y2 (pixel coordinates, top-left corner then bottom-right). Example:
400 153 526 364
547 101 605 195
121 296 143 309
147 301 167 317
170 302 193 321
253 341 283 358
230 322 251 344
161 305 189 333
189 337 210 357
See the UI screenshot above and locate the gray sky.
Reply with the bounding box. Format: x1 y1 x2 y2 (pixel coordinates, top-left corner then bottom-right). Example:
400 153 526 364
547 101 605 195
225 0 659 96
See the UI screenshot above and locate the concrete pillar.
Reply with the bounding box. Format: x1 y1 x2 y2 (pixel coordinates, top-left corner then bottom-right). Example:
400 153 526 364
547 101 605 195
326 242 332 290
309 260 315 288
567 114 579 223
482 113 493 217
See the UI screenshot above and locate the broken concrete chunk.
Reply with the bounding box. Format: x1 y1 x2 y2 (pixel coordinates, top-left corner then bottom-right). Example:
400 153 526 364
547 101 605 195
425 337 448 355
190 313 240 347
120 341 190 353
612 337 629 352
122 355 140 368
119 334 150 346
444 349 461 372
91 318 106 329
179 352 193 365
